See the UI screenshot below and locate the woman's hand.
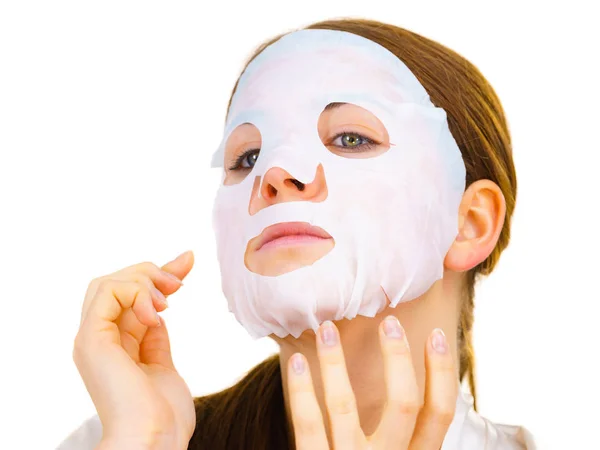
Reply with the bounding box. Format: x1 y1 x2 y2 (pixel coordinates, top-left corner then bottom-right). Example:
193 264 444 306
287 316 458 450
72 251 196 449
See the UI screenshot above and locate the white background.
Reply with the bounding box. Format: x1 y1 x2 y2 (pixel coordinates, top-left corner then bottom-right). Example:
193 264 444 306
1 1 598 449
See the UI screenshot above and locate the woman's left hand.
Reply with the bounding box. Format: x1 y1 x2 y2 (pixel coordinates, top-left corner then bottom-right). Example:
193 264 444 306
287 316 458 450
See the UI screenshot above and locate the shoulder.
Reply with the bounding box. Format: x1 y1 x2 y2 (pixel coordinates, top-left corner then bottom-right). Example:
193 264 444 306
443 389 537 450
56 415 103 450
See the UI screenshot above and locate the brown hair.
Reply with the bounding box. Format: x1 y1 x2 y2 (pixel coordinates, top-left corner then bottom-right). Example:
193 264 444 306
189 18 516 449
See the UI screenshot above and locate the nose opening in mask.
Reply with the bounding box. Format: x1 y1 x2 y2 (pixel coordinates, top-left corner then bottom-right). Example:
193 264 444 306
247 163 329 216
251 142 324 198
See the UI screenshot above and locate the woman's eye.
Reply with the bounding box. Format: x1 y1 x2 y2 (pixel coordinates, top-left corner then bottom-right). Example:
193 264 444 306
331 132 377 150
229 149 260 171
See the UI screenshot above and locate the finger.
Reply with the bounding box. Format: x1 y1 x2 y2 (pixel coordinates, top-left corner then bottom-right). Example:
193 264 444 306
86 266 175 361
371 316 420 449
89 275 169 363
121 273 169 315
140 315 175 370
80 257 186 326
287 353 329 450
115 275 169 340
316 321 364 448
115 275 168 362
81 279 159 347
116 250 193 288
409 328 458 450
160 250 194 282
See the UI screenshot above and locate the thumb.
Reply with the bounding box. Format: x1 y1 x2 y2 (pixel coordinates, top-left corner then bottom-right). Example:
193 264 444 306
161 250 194 282
140 315 175 369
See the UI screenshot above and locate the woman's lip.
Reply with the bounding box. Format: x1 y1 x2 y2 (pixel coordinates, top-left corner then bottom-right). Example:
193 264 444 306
255 222 332 251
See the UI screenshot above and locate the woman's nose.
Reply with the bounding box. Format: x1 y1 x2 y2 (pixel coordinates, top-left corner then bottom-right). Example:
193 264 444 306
248 165 328 215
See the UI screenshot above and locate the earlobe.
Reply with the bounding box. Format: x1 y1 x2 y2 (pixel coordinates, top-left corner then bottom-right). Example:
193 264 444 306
444 180 506 272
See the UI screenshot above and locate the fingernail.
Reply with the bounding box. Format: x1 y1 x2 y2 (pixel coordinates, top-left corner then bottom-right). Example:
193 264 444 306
163 271 183 285
431 328 448 354
152 286 168 307
155 311 161 327
291 354 305 375
383 316 404 339
320 321 338 347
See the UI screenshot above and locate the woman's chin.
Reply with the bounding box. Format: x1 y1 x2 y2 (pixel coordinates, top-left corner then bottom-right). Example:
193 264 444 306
244 239 335 276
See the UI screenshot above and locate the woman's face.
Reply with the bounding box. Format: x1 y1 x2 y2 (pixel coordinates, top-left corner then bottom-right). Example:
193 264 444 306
210 29 465 339
222 103 391 276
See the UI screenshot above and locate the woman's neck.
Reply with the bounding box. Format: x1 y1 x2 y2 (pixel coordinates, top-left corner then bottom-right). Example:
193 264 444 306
276 274 462 441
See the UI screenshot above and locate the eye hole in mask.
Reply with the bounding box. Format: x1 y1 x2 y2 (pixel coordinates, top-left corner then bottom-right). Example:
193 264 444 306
223 123 262 186
317 102 391 159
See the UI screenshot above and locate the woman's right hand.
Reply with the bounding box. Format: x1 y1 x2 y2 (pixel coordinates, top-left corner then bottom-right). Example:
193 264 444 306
72 250 196 449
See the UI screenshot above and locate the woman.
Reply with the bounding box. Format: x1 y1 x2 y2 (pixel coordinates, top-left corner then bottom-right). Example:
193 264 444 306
59 18 535 450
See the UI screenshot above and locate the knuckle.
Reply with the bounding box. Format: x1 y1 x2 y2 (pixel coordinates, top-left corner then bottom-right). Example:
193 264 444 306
133 275 155 294
138 261 159 273
72 334 83 358
87 277 102 290
94 278 114 294
399 400 421 416
438 409 456 426
72 330 94 360
392 398 421 416
84 277 104 298
94 279 125 303
328 395 357 416
428 403 456 425
321 350 346 366
294 416 322 436
290 379 313 395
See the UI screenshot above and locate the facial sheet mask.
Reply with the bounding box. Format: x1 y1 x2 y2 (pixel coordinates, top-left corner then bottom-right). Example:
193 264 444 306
211 29 466 339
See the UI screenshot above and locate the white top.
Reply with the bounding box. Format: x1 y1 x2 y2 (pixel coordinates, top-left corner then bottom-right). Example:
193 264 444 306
56 388 535 449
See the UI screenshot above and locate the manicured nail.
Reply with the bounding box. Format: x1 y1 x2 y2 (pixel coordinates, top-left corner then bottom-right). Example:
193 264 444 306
383 316 404 339
152 286 168 307
291 353 305 375
320 321 338 346
431 328 447 354
163 271 183 285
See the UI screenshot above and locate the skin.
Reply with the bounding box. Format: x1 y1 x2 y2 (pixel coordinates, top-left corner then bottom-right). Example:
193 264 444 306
73 252 197 450
228 103 507 448
243 164 333 276
233 103 392 277
271 174 505 449
266 173 505 449
73 104 505 449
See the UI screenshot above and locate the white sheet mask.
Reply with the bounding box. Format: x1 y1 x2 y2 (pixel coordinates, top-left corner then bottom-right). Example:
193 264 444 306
210 29 466 339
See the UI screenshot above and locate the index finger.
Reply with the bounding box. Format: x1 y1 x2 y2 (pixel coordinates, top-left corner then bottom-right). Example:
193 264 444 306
287 353 329 450
80 252 190 325
316 321 364 448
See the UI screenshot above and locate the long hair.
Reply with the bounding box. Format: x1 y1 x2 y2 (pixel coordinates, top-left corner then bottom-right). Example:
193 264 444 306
189 18 516 449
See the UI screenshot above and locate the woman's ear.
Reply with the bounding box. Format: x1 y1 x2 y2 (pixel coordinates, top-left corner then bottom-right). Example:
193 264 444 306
444 179 506 272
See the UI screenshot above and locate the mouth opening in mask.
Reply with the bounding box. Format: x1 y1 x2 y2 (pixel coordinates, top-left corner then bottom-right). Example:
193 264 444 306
244 221 336 276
